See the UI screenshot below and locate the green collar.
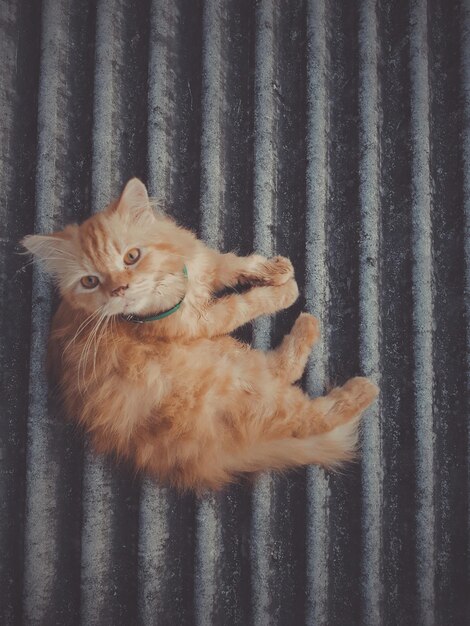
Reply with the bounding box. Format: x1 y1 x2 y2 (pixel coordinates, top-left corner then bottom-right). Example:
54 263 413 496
120 265 188 324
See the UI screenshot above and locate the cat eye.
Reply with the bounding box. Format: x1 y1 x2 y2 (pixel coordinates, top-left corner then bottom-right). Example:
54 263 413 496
80 275 99 289
124 248 141 265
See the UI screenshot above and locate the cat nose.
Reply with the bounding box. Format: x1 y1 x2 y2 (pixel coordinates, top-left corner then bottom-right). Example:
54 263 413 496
110 284 129 297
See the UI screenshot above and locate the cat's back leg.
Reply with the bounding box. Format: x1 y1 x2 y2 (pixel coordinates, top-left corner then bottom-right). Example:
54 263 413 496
223 378 378 476
265 377 378 439
267 313 320 383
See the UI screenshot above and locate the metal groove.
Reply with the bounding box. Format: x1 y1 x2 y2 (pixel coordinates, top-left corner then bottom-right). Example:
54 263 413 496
23 1 84 622
358 0 382 623
305 0 330 623
409 1 435 623
250 1 278 624
81 2 149 623
462 0 470 616
195 2 226 620
140 3 187 624
199 0 224 249
324 3 363 621
1 0 40 622
81 1 130 622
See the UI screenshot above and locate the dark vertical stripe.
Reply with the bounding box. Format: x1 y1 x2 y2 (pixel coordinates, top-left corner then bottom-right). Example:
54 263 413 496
462 1 470 624
325 1 362 623
378 1 416 623
140 3 200 624
0 1 41 623
22 1 95 624
81 1 149 624
429 1 468 623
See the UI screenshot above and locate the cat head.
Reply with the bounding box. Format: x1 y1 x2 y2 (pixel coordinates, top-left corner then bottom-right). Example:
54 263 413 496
22 179 192 317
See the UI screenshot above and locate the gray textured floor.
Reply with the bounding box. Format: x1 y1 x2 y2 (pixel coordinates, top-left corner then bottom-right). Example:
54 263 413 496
1 0 469 624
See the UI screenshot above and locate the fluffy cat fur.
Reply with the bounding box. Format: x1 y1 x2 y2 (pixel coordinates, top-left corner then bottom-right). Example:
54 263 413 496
22 178 378 491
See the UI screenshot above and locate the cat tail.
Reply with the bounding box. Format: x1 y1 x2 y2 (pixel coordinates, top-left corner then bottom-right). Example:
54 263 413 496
230 416 362 474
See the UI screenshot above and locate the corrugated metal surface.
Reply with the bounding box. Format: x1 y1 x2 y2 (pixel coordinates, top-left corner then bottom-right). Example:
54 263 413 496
1 0 469 623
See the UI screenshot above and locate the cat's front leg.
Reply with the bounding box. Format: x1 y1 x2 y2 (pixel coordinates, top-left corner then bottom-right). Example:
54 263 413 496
196 277 299 337
211 251 294 290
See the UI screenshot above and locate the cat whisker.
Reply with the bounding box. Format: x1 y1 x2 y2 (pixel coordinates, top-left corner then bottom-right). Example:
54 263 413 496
92 315 111 381
88 313 108 384
110 315 118 347
63 306 105 356
81 317 101 389
26 242 77 260
13 256 77 277
78 321 96 391
12 258 36 276
78 310 107 392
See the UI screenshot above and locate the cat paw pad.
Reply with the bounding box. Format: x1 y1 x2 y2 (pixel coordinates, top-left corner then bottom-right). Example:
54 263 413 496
279 278 299 307
263 256 294 285
342 377 379 409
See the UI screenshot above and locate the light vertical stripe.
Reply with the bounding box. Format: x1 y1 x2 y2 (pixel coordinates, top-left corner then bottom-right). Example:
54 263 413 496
22 1 69 621
251 1 277 624
80 1 126 623
138 1 175 621
195 1 226 622
194 493 222 625
138 479 171 624
253 0 276 267
89 0 125 210
410 1 435 623
358 0 382 623
147 0 176 200
199 0 224 249
305 1 330 624
80 454 116 626
250 473 274 626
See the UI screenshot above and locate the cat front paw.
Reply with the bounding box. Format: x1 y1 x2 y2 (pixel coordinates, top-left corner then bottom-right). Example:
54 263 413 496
278 277 299 308
262 256 294 286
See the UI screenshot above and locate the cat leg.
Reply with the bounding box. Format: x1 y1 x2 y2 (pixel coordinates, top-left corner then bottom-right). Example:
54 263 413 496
266 377 378 438
223 378 378 477
196 278 299 338
267 313 320 382
225 426 360 475
211 251 294 290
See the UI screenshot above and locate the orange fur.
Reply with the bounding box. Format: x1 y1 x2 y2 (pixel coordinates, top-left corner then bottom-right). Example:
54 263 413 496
23 179 379 491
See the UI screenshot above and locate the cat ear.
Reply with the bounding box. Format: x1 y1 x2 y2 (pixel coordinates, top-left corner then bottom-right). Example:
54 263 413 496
116 178 152 220
21 229 76 276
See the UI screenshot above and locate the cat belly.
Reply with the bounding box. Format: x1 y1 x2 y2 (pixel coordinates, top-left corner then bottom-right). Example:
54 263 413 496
116 337 277 488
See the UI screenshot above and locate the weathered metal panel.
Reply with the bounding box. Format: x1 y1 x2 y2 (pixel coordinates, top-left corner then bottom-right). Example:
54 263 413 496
1 0 469 624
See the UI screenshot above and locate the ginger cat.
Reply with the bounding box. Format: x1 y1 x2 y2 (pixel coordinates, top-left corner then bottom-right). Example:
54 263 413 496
22 179 378 491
